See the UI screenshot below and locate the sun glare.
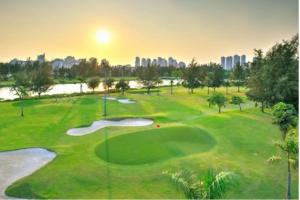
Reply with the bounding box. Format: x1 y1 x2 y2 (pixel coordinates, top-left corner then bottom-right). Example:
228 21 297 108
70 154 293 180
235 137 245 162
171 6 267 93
96 30 111 44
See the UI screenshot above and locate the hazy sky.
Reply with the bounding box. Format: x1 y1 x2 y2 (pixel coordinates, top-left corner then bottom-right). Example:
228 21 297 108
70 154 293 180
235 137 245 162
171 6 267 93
0 0 298 65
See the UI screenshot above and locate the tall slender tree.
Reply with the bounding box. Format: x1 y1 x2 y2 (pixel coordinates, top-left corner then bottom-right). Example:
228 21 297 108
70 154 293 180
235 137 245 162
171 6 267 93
11 71 30 117
182 59 201 94
268 130 298 200
232 63 245 92
246 49 267 112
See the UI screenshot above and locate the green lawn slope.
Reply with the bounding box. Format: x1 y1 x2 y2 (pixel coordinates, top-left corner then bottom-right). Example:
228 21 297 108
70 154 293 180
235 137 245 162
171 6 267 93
0 86 298 199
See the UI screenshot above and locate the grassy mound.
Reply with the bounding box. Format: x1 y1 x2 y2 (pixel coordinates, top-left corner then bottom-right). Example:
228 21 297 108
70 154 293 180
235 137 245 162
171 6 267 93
95 126 216 165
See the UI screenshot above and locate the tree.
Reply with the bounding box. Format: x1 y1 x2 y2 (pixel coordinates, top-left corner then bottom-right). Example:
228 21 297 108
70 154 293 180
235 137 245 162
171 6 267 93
87 77 100 93
272 102 298 139
163 169 234 199
224 79 230 95
203 64 224 94
182 59 201 93
232 63 245 92
267 130 298 200
230 96 244 111
103 78 115 95
137 63 160 94
263 35 298 110
210 64 225 92
10 71 30 117
247 36 298 111
115 79 130 95
170 70 182 95
207 92 226 113
31 63 54 98
100 59 111 78
246 49 267 112
204 72 214 94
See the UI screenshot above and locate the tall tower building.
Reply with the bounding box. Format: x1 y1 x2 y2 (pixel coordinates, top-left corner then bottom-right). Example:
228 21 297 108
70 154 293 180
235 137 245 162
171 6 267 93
135 57 140 67
141 58 147 67
241 55 246 65
37 53 45 63
152 59 157 66
221 57 226 69
157 57 163 66
233 55 241 67
162 58 167 67
225 56 233 70
168 57 174 67
146 58 151 66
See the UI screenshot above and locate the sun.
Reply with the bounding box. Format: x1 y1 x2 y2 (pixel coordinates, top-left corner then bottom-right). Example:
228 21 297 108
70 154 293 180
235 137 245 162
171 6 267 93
96 30 111 44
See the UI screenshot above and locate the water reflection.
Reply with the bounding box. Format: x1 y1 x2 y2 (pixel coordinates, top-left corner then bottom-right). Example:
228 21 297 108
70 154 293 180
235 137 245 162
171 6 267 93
0 79 180 100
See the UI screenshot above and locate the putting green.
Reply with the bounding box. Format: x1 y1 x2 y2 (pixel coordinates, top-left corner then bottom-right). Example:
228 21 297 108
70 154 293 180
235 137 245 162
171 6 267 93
95 126 216 165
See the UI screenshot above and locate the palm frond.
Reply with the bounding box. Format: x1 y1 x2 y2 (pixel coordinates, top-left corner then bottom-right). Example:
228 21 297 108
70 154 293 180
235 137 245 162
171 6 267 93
267 155 282 164
163 169 203 199
207 171 234 199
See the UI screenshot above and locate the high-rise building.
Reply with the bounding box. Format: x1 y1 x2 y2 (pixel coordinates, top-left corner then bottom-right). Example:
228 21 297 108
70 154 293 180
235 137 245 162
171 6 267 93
178 61 186 68
141 58 147 67
135 57 140 67
135 56 184 68
146 58 151 66
225 56 233 70
221 57 226 69
173 59 178 67
168 57 174 67
233 55 241 67
162 58 167 67
152 59 157 66
157 57 163 66
37 53 45 63
241 55 246 65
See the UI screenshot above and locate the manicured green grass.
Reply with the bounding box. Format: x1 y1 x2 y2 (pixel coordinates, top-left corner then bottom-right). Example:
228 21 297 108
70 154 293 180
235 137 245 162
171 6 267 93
96 127 216 165
0 86 298 199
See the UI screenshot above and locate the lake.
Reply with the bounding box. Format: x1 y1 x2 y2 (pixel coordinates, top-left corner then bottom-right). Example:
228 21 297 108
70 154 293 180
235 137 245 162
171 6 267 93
0 79 180 100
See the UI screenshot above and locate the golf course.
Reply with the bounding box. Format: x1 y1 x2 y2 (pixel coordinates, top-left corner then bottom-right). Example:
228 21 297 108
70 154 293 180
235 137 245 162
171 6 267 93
0 86 298 199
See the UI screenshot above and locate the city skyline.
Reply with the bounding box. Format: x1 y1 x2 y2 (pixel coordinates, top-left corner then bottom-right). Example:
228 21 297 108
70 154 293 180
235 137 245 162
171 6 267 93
0 0 298 65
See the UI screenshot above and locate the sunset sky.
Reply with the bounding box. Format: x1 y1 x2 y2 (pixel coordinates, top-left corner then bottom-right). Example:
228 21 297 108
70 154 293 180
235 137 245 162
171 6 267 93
0 0 298 65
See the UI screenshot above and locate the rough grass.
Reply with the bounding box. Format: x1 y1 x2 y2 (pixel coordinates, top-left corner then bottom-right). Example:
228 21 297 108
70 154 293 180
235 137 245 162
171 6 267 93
0 86 298 199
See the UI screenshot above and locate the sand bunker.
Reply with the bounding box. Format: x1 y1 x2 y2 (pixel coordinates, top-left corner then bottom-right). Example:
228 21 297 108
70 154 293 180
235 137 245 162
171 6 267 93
103 97 136 104
0 148 56 199
67 118 153 136
117 99 136 104
103 96 117 100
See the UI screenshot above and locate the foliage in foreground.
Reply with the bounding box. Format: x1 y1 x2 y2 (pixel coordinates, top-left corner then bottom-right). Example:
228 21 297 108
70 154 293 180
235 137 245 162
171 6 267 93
163 169 234 199
267 129 298 200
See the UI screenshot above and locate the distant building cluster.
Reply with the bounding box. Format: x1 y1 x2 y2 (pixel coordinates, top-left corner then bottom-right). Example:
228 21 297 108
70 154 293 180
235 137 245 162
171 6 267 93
10 53 46 66
51 56 82 69
135 57 186 68
220 55 246 70
9 54 82 69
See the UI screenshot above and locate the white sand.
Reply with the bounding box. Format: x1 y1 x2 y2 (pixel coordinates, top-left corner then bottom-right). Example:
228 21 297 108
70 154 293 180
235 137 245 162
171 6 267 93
67 118 153 136
0 148 56 199
117 99 136 104
103 96 117 100
102 97 136 104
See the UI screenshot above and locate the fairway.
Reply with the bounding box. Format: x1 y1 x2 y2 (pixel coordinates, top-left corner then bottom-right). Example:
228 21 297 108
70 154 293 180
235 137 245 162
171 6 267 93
96 127 216 165
0 86 298 199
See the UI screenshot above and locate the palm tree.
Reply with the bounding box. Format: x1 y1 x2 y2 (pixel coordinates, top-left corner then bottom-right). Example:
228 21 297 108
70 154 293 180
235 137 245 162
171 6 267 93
267 129 298 200
163 169 234 199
